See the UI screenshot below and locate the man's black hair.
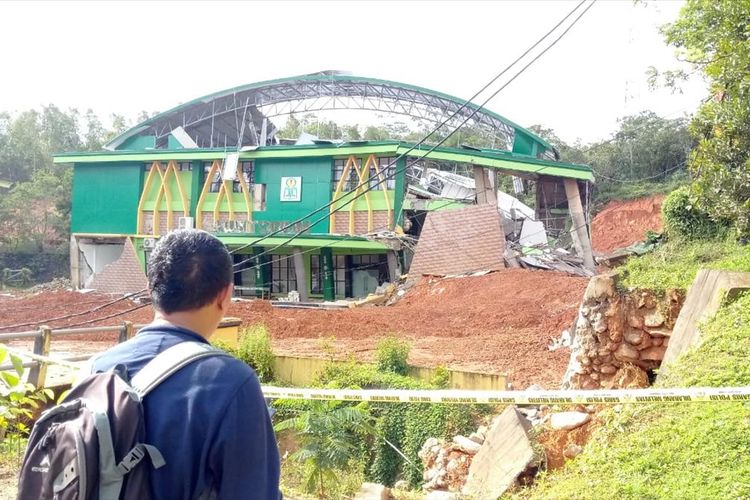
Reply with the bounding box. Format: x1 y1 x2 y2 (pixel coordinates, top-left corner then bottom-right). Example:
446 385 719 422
147 229 232 314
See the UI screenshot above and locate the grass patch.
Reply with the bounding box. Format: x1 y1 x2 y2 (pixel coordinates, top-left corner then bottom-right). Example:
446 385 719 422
514 293 750 499
618 237 750 293
592 175 688 211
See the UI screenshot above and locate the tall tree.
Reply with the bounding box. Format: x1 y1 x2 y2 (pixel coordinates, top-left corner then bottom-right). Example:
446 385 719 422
662 0 750 236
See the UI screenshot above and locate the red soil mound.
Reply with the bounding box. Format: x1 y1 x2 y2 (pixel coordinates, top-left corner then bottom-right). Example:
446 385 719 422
0 269 587 389
591 195 665 254
230 269 587 389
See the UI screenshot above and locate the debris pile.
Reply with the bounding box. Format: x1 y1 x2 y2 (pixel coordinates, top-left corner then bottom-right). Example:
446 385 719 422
563 273 683 390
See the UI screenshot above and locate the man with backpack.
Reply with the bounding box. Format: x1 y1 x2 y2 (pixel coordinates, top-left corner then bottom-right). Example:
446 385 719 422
19 229 281 499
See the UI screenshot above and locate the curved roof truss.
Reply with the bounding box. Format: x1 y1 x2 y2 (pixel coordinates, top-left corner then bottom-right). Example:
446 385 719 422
107 72 555 158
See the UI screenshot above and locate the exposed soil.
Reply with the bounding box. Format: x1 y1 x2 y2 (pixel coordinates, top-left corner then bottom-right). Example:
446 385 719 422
591 195 665 254
0 269 588 389
537 420 595 470
230 269 587 389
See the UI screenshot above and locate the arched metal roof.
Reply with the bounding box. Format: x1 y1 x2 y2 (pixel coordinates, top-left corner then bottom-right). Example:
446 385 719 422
106 71 556 158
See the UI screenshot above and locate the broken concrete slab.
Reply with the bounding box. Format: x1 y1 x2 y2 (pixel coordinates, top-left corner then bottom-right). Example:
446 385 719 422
549 411 591 431
462 406 534 499
660 270 750 376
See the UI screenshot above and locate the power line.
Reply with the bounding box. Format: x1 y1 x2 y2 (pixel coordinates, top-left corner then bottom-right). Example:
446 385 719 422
232 0 597 270
228 0 591 258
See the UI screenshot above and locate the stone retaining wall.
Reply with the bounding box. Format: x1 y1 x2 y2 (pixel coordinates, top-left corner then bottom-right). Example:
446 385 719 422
563 273 683 389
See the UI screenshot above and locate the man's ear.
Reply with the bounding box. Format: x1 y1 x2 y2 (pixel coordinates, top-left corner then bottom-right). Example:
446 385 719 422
217 283 233 312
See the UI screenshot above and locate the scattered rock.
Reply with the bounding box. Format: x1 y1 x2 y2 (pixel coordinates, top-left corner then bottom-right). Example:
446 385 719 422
354 482 390 500
453 435 481 455
644 309 665 327
613 343 639 362
549 411 591 431
593 317 608 333
627 314 644 329
640 346 667 361
468 432 485 445
600 364 617 374
646 327 672 337
393 480 410 491
624 331 644 345
563 443 583 459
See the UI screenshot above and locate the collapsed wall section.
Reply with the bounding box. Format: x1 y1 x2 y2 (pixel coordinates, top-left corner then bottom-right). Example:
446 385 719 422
563 273 683 389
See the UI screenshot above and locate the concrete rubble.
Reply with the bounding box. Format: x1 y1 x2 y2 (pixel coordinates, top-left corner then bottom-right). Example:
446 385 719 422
462 406 536 499
418 406 540 498
549 411 591 431
353 482 390 500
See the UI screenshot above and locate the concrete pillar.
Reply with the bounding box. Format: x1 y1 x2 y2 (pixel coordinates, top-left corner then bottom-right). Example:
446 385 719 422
563 179 595 272
292 248 309 302
473 166 497 205
69 235 80 289
321 248 335 301
386 250 401 283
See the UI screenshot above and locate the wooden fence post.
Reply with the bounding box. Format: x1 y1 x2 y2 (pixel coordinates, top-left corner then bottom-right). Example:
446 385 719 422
27 325 52 388
118 321 135 343
125 321 134 341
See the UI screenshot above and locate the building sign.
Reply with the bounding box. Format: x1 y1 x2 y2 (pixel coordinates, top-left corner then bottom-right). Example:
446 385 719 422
212 219 311 235
280 177 301 202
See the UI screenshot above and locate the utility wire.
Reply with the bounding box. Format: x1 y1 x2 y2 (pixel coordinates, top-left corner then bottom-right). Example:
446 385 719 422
233 0 597 270
228 0 591 258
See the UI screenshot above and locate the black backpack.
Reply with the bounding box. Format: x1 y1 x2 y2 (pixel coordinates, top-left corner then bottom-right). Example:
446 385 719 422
17 341 224 499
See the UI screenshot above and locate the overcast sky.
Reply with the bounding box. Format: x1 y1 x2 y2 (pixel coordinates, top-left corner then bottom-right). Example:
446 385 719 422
1 0 705 144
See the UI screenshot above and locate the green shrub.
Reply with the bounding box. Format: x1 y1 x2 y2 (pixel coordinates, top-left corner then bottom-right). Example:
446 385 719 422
314 360 486 488
236 325 275 382
430 365 450 389
375 336 411 376
662 186 727 240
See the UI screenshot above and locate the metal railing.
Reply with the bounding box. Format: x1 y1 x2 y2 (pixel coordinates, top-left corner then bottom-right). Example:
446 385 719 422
0 322 142 387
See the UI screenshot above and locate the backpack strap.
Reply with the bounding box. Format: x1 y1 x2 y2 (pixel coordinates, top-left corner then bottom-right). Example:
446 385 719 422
130 341 225 398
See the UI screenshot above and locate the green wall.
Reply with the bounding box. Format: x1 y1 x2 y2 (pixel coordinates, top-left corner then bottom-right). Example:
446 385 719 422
71 162 142 234
254 157 332 233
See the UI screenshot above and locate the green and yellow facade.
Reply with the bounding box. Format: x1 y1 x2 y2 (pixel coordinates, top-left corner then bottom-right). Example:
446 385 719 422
54 74 594 300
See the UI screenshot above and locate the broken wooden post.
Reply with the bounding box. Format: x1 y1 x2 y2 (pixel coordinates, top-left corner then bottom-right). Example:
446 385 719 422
292 248 309 302
28 325 52 388
563 179 595 272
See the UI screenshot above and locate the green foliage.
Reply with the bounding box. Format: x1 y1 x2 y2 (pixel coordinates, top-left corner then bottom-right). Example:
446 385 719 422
591 174 688 211
274 401 374 498
215 325 275 382
530 113 693 207
375 336 411 376
430 365 450 389
314 361 484 488
660 0 750 236
661 186 728 240
517 293 750 499
618 237 750 293
0 345 53 441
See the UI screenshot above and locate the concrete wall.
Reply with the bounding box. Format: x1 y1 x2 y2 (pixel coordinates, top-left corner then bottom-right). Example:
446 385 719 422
273 355 507 390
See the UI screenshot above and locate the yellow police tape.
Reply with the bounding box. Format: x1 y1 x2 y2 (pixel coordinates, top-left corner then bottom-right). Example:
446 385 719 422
260 386 750 405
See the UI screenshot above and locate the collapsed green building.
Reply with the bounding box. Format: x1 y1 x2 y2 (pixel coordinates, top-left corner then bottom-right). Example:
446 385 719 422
54 72 594 301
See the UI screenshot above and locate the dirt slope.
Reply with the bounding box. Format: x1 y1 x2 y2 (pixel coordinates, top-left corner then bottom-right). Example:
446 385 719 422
0 269 587 389
591 195 665 254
